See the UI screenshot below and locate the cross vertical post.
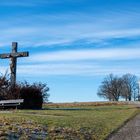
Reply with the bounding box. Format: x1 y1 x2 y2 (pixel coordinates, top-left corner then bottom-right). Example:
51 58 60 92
10 42 17 87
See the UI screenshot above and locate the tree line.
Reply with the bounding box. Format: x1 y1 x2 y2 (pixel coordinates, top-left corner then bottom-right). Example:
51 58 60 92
97 74 139 101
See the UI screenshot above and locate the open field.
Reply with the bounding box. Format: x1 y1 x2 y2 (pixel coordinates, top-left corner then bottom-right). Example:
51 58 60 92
0 102 139 139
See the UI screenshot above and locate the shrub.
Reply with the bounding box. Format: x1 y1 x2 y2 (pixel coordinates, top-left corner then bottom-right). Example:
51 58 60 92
0 73 50 109
19 82 49 109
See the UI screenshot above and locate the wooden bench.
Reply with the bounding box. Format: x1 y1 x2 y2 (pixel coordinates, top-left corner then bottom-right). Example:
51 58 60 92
0 99 24 108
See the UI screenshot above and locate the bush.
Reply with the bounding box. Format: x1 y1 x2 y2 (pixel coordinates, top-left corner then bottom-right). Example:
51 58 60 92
0 73 50 109
19 82 49 109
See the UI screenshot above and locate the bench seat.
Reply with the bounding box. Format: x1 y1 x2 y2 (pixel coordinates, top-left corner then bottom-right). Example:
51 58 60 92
0 99 24 108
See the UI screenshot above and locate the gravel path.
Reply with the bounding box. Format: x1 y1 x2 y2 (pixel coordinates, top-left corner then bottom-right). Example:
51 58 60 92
108 102 140 140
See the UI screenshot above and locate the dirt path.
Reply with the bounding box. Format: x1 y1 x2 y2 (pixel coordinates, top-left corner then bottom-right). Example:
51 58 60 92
108 102 140 140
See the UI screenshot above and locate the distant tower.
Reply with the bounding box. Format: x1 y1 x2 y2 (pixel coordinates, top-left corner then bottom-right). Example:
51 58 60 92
138 80 140 101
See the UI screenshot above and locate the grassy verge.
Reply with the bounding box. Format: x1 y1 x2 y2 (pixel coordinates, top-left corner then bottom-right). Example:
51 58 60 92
0 104 138 140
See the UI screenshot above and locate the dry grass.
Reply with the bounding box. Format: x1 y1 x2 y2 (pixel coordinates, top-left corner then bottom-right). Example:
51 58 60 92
0 102 138 140
44 101 130 108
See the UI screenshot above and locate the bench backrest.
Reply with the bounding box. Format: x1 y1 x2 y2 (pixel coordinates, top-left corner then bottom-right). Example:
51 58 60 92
0 99 24 104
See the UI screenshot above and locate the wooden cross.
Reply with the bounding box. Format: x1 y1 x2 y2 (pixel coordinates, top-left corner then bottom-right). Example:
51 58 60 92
0 42 29 87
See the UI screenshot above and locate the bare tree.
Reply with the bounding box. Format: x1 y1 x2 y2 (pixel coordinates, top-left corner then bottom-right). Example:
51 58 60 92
121 74 138 101
0 72 10 100
97 74 122 101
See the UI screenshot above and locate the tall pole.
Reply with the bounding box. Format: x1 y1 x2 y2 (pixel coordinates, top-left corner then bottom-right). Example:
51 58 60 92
10 42 17 87
138 80 140 101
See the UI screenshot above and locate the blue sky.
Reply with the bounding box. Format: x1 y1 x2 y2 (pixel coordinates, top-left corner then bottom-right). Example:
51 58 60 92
0 0 140 102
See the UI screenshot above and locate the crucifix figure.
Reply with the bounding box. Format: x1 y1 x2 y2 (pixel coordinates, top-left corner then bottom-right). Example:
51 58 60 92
0 42 29 87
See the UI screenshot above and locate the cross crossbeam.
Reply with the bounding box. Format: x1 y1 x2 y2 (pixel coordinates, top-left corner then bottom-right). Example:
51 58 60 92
0 42 29 87
0 52 29 59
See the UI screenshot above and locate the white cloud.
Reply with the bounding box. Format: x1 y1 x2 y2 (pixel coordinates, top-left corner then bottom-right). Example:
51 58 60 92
1 58 140 77
0 26 139 48
15 63 140 76
28 48 140 62
0 9 140 47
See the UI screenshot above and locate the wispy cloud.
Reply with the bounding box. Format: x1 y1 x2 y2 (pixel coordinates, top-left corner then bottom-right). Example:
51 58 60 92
28 48 140 62
0 5 140 48
15 63 140 76
0 25 140 48
12 47 140 77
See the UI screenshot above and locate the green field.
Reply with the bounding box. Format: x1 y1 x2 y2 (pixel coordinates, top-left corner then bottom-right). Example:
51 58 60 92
0 103 139 140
